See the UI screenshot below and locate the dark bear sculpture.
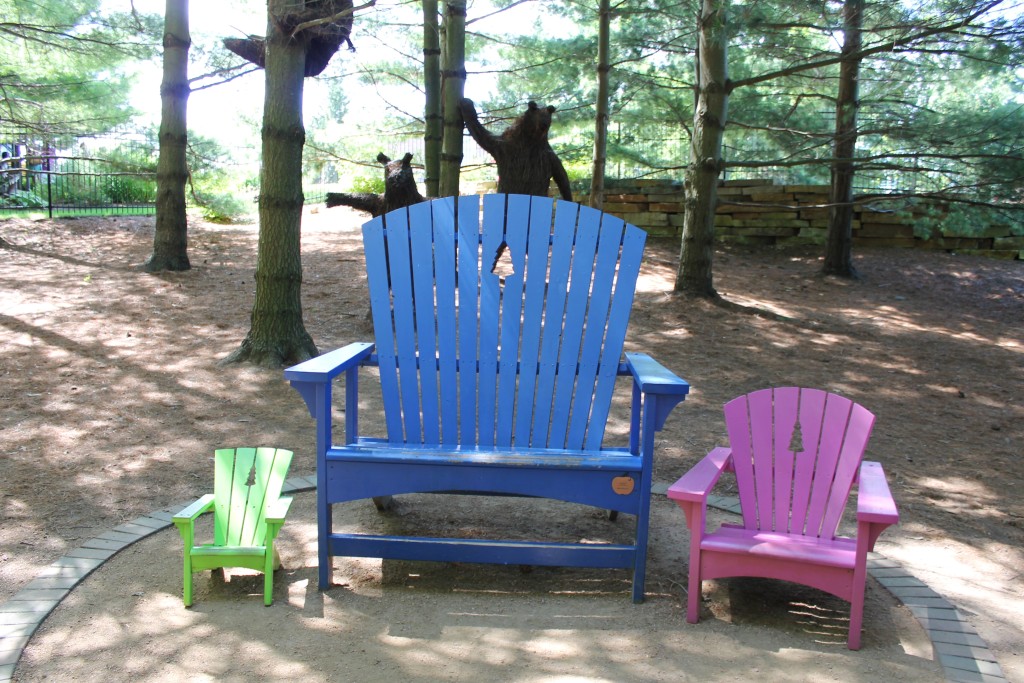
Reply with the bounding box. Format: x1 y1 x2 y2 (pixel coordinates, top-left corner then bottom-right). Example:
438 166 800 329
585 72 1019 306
325 152 425 217
459 98 573 201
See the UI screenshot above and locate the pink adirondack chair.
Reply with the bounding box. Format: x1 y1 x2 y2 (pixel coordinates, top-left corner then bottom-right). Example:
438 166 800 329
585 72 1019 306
667 387 898 649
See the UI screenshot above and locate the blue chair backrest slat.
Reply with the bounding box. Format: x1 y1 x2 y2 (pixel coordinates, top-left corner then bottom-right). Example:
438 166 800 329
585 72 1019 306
514 197 560 447
457 194 482 445
433 197 460 445
566 210 632 450
362 215 406 441
364 194 643 451
585 222 646 450
529 203 578 447
495 194 534 447
385 209 424 443
409 200 442 444
476 194 507 447
548 205 603 450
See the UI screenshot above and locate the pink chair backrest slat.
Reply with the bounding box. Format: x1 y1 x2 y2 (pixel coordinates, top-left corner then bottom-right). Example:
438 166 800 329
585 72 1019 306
724 395 758 529
770 386 800 532
790 388 827 533
724 387 876 539
805 394 853 535
819 402 875 535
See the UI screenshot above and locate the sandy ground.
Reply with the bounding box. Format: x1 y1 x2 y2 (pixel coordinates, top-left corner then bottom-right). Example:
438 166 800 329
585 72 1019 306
1 206 1021 681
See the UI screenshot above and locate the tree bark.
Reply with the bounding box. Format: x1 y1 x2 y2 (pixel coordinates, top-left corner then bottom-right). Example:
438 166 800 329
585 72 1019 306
589 0 611 210
823 0 864 278
145 0 191 273
674 0 728 298
225 0 318 367
438 0 466 197
423 0 442 197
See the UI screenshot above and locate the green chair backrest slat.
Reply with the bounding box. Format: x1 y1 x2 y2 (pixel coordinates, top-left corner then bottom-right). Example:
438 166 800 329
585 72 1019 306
213 447 293 547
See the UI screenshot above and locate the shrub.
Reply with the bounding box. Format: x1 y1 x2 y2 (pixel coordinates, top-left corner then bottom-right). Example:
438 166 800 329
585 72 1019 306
199 192 250 223
349 173 385 194
103 175 157 204
1 189 47 208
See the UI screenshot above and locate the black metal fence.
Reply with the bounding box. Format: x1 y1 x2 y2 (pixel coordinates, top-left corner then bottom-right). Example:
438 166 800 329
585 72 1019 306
1 136 157 217
1 133 334 220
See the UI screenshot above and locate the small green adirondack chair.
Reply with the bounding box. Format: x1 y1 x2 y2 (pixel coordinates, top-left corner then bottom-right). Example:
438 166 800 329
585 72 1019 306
173 447 294 606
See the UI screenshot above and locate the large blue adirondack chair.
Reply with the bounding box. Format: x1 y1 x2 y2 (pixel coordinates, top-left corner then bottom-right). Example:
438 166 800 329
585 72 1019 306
284 193 689 602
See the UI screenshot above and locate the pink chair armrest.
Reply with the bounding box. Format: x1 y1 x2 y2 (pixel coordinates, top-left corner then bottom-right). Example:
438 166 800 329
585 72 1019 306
856 461 899 526
667 447 732 503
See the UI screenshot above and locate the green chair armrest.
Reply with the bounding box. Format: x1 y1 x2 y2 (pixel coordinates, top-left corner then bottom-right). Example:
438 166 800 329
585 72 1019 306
172 494 215 526
266 496 293 525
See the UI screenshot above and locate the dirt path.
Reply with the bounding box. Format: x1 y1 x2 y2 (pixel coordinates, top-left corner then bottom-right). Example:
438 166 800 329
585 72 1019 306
1 208 1021 680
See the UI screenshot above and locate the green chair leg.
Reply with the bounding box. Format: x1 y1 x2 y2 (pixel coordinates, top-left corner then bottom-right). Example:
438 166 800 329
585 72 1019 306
182 556 193 607
263 548 277 606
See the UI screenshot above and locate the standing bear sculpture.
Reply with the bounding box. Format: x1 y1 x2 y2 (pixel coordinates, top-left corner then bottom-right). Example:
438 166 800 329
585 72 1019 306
459 98 573 201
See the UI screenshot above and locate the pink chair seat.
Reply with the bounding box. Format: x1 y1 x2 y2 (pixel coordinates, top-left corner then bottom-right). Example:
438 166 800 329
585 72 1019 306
701 525 858 569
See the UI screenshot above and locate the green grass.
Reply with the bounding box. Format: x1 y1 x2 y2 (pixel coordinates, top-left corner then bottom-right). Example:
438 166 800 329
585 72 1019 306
0 206 156 220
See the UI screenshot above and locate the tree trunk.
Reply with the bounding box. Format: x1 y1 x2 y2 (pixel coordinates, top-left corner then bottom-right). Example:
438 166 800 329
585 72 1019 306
225 0 317 367
145 0 191 273
823 0 864 278
589 0 611 209
674 0 728 298
423 0 442 198
438 0 466 197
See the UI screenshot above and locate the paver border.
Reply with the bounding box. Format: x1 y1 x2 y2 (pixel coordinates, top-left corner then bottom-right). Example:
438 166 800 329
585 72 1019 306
0 479 1006 683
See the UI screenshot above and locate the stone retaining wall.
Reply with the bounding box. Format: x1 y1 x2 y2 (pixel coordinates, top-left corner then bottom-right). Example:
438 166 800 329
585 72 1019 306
570 179 1023 260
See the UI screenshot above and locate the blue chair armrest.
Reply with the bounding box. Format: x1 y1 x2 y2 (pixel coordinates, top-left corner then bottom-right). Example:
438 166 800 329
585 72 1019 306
624 352 690 431
284 342 375 383
285 342 375 420
624 352 690 396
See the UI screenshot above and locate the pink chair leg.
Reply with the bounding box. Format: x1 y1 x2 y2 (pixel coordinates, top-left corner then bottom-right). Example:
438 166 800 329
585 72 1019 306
848 604 863 649
687 570 702 623
847 566 867 649
687 536 702 623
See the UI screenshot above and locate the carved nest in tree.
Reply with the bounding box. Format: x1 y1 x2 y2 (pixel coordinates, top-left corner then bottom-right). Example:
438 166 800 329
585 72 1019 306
224 0 354 78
